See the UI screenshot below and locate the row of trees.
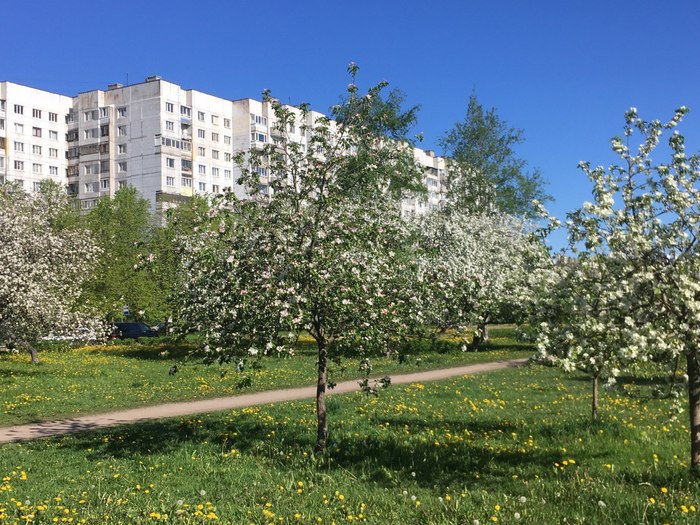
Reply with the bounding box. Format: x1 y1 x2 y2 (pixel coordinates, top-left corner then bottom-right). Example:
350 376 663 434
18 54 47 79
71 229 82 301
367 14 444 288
1 64 698 469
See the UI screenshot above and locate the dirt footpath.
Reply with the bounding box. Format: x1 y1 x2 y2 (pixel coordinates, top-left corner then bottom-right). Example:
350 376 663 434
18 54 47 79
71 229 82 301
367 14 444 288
0 358 528 445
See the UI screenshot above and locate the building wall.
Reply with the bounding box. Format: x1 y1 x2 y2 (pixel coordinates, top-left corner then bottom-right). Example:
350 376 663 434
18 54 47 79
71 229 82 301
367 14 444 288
1 77 449 214
0 82 72 190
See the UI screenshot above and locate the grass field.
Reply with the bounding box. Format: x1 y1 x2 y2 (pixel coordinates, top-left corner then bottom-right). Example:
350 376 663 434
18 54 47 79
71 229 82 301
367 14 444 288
0 327 530 426
0 363 697 524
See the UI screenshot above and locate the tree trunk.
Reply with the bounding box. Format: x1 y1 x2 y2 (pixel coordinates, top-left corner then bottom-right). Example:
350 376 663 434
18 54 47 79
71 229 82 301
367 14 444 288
314 340 329 453
687 351 700 470
592 375 599 422
20 341 39 364
470 313 491 351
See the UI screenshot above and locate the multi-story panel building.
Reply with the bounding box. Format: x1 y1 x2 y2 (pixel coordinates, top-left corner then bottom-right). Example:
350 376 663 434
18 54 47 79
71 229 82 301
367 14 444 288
1 77 448 214
0 82 72 190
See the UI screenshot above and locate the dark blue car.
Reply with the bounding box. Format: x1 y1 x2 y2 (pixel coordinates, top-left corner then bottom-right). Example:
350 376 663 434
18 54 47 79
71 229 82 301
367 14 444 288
114 322 158 339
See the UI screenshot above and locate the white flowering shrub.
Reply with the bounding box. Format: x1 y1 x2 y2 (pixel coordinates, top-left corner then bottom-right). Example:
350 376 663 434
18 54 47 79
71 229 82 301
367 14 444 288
536 107 700 468
175 64 424 452
0 182 102 363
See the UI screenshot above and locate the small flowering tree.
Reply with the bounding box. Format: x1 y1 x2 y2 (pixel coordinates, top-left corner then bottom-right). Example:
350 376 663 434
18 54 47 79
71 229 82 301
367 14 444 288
415 210 548 349
538 107 700 468
533 255 648 420
0 181 102 363
175 64 424 452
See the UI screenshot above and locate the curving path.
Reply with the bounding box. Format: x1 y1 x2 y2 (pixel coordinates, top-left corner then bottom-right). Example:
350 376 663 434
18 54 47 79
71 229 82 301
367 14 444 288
0 358 527 445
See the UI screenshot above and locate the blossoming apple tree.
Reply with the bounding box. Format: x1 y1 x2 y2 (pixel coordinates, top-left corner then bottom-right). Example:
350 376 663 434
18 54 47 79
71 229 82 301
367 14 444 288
537 107 700 468
0 181 102 363
175 64 424 452
415 210 549 349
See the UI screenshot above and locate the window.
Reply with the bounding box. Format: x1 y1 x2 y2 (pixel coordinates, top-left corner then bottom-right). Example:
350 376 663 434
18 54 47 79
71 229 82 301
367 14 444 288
67 166 79 177
99 107 108 118
118 144 127 154
14 104 24 115
166 157 175 168
84 110 98 121
288 123 295 134
14 179 24 188
166 102 174 113
182 177 192 187
181 159 192 171
224 135 231 145
100 179 110 190
224 152 231 162
211 115 219 125
0 100 5 110
49 166 58 176
117 107 127 118
84 128 99 139
84 164 99 175
212 184 220 193
31 127 42 138
224 169 231 179
48 112 58 122
198 146 206 156
211 132 219 142
198 164 206 175
256 166 267 177
14 141 24 152
212 150 219 160
197 129 206 139
180 106 191 117
32 108 42 119
251 114 267 125
32 145 42 154
224 118 231 128
13 160 24 170
67 130 78 142
32 163 41 174
33 181 42 191
165 120 174 131
0 118 4 131
49 147 58 158
198 111 205 121
251 132 267 143
49 130 58 140
118 162 127 172
100 160 109 173
166 176 175 186
14 123 24 134
84 182 98 193
212 167 219 177
100 125 109 137
198 182 206 191
118 181 128 189
117 126 126 136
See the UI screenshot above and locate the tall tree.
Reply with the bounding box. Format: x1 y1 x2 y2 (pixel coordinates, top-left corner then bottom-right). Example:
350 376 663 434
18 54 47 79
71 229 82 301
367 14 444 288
84 187 164 322
0 181 101 363
175 64 424 453
440 94 550 217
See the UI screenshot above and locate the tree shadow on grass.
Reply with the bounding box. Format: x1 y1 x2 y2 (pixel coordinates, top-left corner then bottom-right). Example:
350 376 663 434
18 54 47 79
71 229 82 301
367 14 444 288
47 401 637 493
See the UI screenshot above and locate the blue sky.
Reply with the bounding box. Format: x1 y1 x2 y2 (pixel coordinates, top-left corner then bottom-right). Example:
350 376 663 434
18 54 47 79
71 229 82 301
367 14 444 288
4 0 700 248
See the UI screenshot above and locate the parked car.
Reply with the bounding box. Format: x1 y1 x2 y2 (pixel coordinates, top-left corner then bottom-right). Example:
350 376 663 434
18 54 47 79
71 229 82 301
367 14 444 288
113 322 158 339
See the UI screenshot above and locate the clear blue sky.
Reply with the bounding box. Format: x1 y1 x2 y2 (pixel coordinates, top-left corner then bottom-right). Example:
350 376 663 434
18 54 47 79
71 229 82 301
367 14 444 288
4 0 700 248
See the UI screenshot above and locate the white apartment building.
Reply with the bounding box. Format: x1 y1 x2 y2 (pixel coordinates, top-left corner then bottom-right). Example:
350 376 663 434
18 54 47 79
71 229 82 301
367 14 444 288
0 77 447 214
0 82 72 190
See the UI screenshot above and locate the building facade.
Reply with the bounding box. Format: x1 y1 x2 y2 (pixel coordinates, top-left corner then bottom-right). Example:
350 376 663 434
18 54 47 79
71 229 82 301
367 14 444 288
0 77 447 214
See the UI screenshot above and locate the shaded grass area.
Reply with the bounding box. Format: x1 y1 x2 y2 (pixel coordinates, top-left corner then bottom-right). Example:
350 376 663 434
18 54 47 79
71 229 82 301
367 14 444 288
0 327 530 426
0 365 696 524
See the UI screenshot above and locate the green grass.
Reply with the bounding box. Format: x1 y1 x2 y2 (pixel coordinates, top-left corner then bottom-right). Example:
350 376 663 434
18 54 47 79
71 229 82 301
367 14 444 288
0 327 530 426
0 364 696 524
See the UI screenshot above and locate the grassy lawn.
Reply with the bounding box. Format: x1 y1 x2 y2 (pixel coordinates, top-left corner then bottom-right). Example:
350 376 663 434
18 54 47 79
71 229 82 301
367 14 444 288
0 364 696 524
0 327 530 426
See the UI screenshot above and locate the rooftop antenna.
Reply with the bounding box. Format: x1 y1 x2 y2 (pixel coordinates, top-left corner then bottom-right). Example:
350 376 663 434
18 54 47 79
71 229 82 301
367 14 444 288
126 73 129 86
